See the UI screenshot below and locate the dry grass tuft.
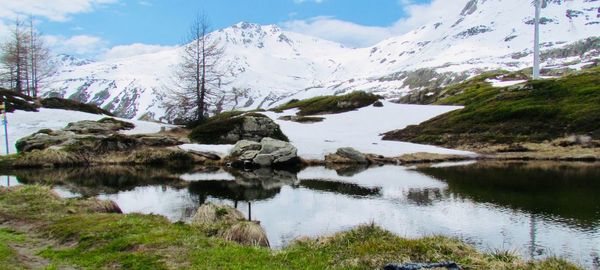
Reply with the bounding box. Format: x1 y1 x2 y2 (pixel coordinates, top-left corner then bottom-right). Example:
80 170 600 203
84 198 123 214
223 221 270 247
191 203 244 226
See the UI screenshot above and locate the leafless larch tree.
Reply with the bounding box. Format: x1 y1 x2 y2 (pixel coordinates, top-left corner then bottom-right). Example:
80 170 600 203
168 13 227 123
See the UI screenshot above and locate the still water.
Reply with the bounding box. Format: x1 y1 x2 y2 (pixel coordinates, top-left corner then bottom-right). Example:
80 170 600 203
2 161 599 268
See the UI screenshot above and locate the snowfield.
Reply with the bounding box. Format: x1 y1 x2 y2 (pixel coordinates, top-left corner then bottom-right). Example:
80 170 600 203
2 103 472 158
2 108 172 155
181 102 474 159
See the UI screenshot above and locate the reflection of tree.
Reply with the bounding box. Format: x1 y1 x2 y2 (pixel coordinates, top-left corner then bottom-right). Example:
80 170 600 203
299 179 380 198
9 166 187 196
405 188 443 206
418 161 600 229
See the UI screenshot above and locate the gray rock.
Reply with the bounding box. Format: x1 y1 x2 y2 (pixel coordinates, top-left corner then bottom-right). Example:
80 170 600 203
231 140 262 157
134 134 184 147
64 118 134 135
230 137 298 167
226 116 288 143
335 147 368 164
239 150 260 160
253 154 275 167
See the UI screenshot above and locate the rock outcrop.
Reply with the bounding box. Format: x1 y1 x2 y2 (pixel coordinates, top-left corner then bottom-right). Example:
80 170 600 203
12 118 195 168
16 118 183 154
230 138 299 168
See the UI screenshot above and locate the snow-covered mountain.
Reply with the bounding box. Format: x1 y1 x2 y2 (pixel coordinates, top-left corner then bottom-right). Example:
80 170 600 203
44 0 600 122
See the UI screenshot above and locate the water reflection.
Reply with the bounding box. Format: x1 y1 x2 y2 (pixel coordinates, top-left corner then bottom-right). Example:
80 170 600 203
11 166 188 196
1 162 599 268
417 161 600 229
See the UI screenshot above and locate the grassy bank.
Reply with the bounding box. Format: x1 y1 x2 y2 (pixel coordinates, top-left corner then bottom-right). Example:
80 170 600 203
383 67 600 147
0 185 581 269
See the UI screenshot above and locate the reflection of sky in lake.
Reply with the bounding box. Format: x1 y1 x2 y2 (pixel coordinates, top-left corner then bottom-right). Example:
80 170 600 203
3 165 600 268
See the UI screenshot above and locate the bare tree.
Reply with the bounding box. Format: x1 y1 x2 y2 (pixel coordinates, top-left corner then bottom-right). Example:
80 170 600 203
0 17 53 96
27 16 54 98
0 18 28 93
170 13 226 123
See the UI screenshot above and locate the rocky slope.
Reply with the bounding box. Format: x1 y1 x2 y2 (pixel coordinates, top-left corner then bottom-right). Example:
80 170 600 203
44 0 600 122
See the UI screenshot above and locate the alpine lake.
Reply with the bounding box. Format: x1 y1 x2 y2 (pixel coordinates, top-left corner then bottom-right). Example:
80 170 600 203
2 161 599 269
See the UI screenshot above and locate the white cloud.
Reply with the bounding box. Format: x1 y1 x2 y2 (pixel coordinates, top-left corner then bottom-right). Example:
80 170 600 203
102 43 176 60
282 0 469 47
0 0 119 22
389 0 468 34
282 17 392 48
44 35 108 57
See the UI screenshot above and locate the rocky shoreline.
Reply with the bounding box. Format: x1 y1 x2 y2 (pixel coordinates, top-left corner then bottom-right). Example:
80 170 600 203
1 115 599 172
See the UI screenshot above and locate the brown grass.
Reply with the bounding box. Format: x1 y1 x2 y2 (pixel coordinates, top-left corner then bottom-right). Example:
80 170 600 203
191 203 244 226
223 221 270 247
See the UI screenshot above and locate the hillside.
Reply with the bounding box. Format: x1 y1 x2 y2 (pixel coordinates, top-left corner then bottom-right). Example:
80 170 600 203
43 0 600 122
382 67 600 147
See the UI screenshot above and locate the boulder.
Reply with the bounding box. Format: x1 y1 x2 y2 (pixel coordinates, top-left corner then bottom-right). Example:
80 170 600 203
258 138 297 164
325 147 368 164
231 140 262 156
189 113 289 144
230 137 298 167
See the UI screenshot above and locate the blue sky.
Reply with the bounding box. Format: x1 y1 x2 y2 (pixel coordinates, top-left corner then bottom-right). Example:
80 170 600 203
0 0 439 59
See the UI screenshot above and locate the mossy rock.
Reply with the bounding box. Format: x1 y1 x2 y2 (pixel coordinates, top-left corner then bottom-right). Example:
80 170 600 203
189 112 288 144
274 91 380 116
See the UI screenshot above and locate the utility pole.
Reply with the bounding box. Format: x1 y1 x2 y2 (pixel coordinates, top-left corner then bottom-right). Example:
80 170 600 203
533 0 541 79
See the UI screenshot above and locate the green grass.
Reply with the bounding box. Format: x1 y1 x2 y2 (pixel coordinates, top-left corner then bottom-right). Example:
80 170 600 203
275 91 380 116
0 228 25 269
384 67 600 146
0 186 582 269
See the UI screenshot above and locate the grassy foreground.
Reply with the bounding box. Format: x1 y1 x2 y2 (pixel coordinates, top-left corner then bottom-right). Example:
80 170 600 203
0 186 581 269
383 67 600 147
